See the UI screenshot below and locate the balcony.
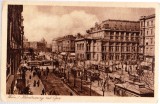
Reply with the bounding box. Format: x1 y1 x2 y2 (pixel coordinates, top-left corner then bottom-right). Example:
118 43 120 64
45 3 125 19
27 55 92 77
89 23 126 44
109 39 139 43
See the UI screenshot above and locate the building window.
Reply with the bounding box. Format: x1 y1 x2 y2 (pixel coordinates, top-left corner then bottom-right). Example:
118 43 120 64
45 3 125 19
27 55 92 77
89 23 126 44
147 21 149 26
77 44 79 50
116 46 119 52
132 47 135 52
93 46 95 52
141 21 143 27
110 54 113 60
146 31 148 36
151 20 153 26
127 55 130 59
116 36 118 40
121 47 124 52
146 42 148 45
146 48 148 54
151 38 153 44
116 55 119 60
87 44 90 51
110 47 114 52
126 33 129 41
121 55 124 60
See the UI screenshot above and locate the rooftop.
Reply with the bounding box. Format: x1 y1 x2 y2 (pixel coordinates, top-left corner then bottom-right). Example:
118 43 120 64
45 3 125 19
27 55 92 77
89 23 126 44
103 19 139 23
115 82 154 95
140 14 155 20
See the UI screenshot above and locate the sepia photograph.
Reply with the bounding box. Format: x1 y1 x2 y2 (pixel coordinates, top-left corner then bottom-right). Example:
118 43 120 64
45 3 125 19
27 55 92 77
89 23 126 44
1 1 159 103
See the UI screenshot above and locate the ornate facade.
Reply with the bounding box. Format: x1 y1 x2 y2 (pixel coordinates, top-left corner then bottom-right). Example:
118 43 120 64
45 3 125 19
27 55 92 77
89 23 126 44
75 19 140 64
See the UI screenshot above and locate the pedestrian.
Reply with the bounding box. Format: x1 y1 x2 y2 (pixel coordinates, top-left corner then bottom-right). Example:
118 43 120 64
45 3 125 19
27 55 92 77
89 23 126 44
70 92 73 96
43 71 45 76
37 80 40 87
31 66 33 72
33 80 36 87
41 88 46 95
46 67 49 76
33 72 35 77
29 75 31 79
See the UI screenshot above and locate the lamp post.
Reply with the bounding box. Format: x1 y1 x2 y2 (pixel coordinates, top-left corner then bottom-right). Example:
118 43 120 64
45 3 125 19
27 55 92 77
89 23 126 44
68 70 70 83
80 58 86 92
102 79 106 96
81 73 83 92
89 72 92 96
74 69 76 87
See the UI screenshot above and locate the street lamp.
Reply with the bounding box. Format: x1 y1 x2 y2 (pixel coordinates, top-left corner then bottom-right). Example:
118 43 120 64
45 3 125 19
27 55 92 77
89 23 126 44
102 84 105 96
68 66 70 83
89 72 92 96
81 73 83 92
73 69 76 87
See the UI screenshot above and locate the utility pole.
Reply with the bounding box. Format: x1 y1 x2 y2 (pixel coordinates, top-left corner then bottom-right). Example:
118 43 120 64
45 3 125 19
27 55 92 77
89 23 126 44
74 69 76 87
81 74 83 92
68 70 69 83
90 81 91 96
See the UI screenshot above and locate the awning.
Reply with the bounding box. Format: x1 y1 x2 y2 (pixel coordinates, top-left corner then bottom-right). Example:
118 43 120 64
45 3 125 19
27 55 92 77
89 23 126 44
70 53 75 56
60 52 66 55
140 61 151 66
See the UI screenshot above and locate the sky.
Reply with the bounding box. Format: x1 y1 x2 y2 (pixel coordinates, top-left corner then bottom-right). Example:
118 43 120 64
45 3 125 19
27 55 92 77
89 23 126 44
23 5 154 44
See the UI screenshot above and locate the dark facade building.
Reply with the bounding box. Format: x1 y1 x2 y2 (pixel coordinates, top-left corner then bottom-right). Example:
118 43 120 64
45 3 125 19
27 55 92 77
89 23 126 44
6 5 24 94
29 41 46 52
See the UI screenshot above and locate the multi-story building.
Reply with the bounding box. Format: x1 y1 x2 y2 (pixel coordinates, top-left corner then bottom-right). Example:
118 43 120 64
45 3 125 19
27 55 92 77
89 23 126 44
46 44 52 52
30 41 46 52
62 35 76 53
52 39 58 53
23 37 30 50
139 14 155 72
139 14 155 62
52 35 76 53
75 19 140 65
6 5 24 94
23 41 30 49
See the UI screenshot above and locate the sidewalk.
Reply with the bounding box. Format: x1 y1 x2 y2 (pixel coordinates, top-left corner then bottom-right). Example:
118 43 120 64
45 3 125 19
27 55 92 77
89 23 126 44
25 70 46 95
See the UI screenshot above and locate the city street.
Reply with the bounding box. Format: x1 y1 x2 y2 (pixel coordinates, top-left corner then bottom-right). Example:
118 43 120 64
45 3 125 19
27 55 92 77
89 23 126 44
63 73 101 96
40 71 77 95
6 5 155 98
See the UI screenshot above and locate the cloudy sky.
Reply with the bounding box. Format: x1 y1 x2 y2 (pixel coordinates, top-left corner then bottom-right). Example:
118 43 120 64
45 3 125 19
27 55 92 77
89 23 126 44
23 6 154 43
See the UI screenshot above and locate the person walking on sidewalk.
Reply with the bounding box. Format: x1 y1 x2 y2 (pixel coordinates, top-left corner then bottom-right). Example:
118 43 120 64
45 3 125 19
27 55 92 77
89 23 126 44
33 80 36 87
46 67 49 76
29 75 32 79
41 88 46 95
37 80 40 87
